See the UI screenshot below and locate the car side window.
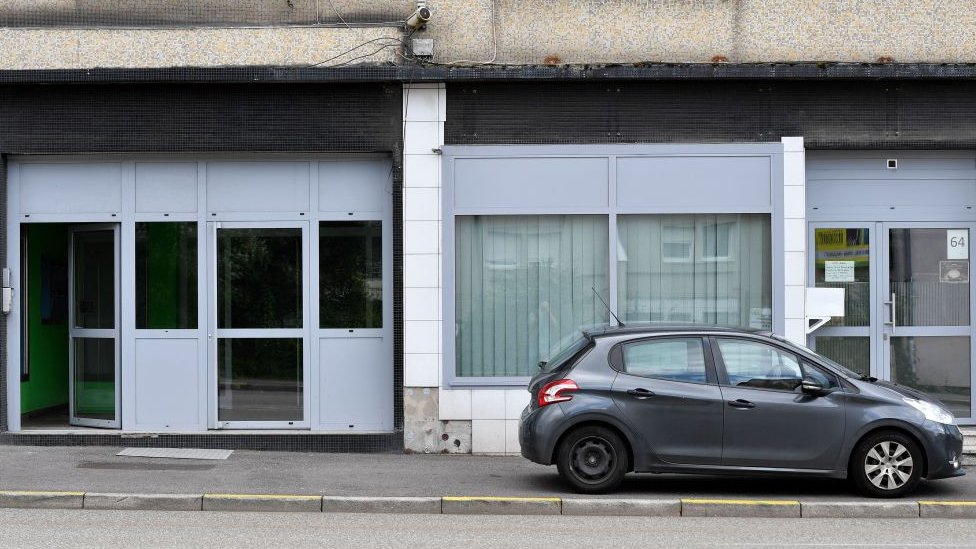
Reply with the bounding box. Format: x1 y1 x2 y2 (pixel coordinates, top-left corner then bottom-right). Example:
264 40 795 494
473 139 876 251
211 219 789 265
716 338 803 391
622 338 707 383
802 361 840 390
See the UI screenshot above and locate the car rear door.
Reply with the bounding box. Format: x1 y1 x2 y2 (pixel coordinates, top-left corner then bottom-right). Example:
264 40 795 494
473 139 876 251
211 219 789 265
712 336 846 470
609 336 724 465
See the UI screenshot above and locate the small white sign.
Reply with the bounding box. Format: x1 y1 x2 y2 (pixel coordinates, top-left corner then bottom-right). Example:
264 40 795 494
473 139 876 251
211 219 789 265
824 261 855 282
948 229 969 260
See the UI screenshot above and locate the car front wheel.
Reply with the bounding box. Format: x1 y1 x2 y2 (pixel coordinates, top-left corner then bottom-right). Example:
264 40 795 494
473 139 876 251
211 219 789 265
850 431 923 498
556 426 628 494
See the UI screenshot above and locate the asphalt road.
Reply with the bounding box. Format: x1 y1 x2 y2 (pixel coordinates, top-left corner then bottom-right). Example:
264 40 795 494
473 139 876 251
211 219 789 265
2 509 976 548
0 446 973 501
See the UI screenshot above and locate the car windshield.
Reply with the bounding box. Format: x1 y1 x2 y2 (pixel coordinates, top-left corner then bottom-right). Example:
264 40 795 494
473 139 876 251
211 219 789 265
539 334 590 372
770 334 863 379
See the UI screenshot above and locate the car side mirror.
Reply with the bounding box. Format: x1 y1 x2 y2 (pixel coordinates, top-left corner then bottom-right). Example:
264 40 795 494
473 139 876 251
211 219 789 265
800 377 826 396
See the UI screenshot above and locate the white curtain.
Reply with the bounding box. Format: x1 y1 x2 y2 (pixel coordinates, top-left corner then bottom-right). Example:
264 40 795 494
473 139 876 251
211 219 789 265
616 214 771 328
455 215 609 377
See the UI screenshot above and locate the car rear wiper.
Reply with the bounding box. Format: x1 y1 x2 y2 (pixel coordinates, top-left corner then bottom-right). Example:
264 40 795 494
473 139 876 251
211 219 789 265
859 374 878 382
538 361 547 370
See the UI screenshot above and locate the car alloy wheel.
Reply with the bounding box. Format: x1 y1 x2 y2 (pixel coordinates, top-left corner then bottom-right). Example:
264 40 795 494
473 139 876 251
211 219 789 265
851 431 922 498
556 426 628 494
864 441 914 490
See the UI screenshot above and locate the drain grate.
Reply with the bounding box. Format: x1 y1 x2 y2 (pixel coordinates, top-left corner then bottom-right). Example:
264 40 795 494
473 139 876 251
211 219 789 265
117 448 233 460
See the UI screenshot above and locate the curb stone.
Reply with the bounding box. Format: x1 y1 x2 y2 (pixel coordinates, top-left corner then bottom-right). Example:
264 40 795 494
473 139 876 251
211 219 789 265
202 494 322 513
322 496 441 514
0 490 84 509
561 498 680 516
919 501 976 519
681 498 801 518
801 501 919 518
441 496 561 515
84 493 203 511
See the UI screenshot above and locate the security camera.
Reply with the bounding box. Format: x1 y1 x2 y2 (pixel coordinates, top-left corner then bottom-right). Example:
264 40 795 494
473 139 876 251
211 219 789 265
406 7 431 30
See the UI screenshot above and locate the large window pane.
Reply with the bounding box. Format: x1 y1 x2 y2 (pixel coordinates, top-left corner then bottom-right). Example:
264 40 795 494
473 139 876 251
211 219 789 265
814 228 870 327
891 336 970 417
617 214 771 328
217 338 303 422
455 215 609 377
136 222 198 329
73 337 115 420
217 228 302 329
320 221 382 328
890 228 969 327
73 229 114 329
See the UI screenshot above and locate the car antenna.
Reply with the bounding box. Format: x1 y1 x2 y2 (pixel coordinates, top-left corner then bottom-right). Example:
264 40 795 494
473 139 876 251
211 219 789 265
592 287 624 327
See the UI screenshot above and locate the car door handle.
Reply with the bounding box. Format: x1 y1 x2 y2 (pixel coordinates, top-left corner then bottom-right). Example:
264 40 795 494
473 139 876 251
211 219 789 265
627 388 655 399
728 399 755 409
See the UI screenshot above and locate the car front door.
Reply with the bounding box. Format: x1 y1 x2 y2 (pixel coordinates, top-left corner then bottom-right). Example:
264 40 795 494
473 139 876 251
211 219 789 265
712 337 847 470
609 336 724 465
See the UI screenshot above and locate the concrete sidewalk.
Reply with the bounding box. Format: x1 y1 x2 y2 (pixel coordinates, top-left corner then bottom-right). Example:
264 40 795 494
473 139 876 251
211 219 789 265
1 446 975 517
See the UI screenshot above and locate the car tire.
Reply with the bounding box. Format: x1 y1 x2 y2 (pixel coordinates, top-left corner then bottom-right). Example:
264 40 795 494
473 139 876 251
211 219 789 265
850 430 923 498
556 425 629 494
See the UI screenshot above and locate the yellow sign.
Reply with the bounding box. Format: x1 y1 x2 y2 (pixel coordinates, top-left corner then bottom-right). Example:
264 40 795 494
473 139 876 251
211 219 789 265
815 228 869 267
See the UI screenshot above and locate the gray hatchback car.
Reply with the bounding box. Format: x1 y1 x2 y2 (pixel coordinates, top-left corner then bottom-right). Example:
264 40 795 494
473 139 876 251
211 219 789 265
519 326 965 497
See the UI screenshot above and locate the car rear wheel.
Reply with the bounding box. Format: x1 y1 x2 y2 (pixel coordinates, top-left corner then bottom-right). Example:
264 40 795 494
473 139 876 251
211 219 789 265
556 426 628 494
850 431 923 498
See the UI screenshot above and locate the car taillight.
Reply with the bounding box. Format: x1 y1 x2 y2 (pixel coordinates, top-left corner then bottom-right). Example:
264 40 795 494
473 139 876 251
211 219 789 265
538 379 579 407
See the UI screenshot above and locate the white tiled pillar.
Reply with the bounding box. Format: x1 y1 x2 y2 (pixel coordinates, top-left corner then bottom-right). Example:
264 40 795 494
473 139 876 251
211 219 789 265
403 84 445 388
782 137 807 344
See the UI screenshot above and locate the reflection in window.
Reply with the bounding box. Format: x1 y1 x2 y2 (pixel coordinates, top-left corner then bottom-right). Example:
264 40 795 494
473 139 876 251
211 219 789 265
891 336 971 417
455 215 609 377
320 221 383 328
623 338 706 383
717 339 802 391
617 214 771 328
136 222 198 329
217 228 302 329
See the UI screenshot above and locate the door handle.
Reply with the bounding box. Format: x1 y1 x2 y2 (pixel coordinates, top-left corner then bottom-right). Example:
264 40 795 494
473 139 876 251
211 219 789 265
728 399 755 409
626 388 655 399
884 292 896 327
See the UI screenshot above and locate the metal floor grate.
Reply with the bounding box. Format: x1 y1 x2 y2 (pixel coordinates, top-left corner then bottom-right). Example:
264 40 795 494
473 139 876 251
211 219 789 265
117 448 233 460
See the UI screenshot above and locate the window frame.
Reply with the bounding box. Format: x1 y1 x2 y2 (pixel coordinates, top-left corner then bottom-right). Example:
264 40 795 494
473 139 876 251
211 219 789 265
609 335 719 385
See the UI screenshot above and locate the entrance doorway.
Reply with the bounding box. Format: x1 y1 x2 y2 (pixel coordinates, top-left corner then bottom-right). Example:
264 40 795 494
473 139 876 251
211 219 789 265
209 222 310 429
809 223 975 421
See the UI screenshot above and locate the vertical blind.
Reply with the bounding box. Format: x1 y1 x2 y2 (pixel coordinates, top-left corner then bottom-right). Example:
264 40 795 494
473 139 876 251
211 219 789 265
455 215 609 377
617 214 772 328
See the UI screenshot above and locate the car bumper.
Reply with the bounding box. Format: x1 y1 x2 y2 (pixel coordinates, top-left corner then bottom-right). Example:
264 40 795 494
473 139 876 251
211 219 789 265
922 421 966 480
519 404 566 466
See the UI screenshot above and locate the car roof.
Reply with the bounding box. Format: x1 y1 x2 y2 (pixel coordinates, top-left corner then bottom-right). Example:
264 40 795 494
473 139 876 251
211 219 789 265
582 323 771 339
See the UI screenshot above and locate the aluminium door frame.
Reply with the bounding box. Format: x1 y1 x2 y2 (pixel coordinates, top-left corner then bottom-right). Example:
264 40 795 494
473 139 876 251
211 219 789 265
207 220 312 430
68 223 122 429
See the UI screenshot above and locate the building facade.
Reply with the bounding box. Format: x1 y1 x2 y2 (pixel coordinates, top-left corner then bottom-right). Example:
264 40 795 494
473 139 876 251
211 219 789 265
1 2 976 454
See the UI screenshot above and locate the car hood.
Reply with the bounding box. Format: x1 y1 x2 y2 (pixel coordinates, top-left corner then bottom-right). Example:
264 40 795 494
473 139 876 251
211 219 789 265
868 379 944 406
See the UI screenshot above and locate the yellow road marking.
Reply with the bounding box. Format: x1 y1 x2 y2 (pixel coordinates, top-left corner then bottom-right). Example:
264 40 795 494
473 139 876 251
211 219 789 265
0 490 84 496
682 498 799 506
918 501 976 506
443 496 561 502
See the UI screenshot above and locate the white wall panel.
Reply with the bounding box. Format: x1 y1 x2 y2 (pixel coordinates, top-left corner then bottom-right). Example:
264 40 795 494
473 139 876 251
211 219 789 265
20 162 122 214
318 337 393 431
135 162 198 213
133 338 201 430
207 161 310 212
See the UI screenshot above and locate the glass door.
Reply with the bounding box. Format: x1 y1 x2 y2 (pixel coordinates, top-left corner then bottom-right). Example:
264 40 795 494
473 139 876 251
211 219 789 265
69 225 121 428
810 222 975 423
882 224 974 420
209 221 310 429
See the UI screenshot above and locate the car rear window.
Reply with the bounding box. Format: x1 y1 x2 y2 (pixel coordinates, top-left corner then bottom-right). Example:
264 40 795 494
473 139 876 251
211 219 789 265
540 335 591 373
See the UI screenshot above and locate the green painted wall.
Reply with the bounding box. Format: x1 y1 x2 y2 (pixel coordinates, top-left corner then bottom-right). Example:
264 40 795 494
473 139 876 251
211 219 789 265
20 224 70 414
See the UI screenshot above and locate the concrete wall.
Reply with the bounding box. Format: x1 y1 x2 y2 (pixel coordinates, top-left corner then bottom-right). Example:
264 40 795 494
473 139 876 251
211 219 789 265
1 1 975 69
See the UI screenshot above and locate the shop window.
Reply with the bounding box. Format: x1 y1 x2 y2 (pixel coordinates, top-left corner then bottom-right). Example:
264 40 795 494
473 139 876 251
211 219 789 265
455 215 609 377
617 214 771 327
319 221 383 328
135 222 198 329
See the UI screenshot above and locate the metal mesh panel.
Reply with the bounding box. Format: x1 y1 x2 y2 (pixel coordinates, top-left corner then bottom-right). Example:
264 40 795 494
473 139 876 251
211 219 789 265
446 80 976 149
0 2 410 27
